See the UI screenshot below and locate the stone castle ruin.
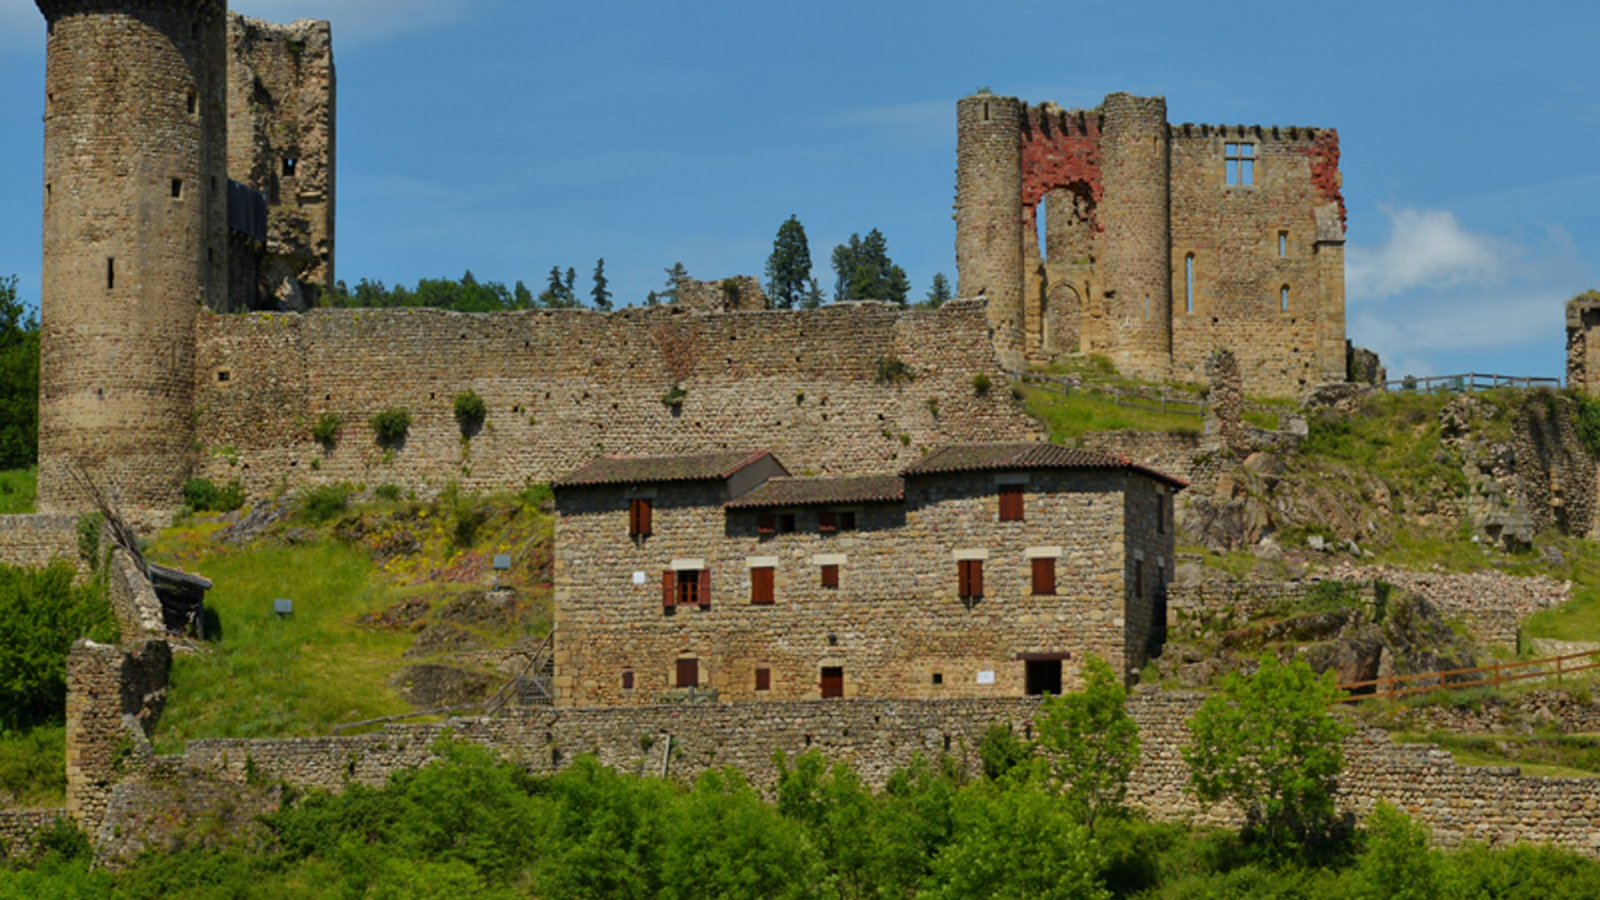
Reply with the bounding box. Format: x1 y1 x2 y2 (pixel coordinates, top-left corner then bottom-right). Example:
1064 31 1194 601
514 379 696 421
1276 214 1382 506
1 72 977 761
956 92 1347 393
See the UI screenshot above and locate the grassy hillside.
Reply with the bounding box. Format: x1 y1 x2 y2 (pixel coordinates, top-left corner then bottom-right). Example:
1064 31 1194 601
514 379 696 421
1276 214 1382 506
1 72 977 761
145 488 553 752
0 467 34 515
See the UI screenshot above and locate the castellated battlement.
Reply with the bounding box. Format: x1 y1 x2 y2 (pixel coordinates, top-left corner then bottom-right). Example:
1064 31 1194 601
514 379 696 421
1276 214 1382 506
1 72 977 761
957 91 1347 396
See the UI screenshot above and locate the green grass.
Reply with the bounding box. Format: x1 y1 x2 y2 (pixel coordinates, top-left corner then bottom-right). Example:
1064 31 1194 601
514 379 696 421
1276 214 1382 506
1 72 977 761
1020 384 1203 442
148 540 419 751
1393 730 1600 778
0 467 36 515
0 724 65 806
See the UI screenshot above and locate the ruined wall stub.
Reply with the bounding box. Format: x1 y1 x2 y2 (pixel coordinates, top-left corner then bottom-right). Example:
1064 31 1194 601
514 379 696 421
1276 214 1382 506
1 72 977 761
956 91 1349 396
226 13 335 310
36 0 230 517
1566 291 1600 396
676 275 768 313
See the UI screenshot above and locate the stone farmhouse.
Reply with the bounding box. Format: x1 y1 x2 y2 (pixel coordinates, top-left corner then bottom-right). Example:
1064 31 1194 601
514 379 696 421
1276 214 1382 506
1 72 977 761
551 443 1184 705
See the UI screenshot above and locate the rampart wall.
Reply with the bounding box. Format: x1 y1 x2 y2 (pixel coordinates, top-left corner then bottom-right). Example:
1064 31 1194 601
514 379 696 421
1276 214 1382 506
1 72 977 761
0 515 82 574
191 300 1041 498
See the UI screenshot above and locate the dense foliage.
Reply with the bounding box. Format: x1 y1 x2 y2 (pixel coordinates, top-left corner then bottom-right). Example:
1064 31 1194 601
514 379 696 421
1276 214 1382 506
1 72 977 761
0 275 39 470
0 562 116 731
324 267 616 312
181 477 245 514
765 215 823 310
831 229 910 304
1036 654 1141 828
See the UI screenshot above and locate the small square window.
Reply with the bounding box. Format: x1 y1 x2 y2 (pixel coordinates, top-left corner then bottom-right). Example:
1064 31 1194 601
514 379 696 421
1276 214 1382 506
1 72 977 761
778 513 796 534
676 658 699 688
283 156 298 177
820 564 840 589
818 511 837 534
999 485 1024 522
755 668 771 692
838 511 857 532
932 672 944 685
1225 142 1255 186
757 513 776 535
621 671 634 690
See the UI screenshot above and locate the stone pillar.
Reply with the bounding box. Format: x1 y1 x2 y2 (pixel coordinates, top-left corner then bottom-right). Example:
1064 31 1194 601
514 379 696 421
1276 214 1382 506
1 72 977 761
1205 349 1248 455
956 94 1025 369
1566 292 1600 396
65 640 171 837
36 0 229 518
1098 94 1172 382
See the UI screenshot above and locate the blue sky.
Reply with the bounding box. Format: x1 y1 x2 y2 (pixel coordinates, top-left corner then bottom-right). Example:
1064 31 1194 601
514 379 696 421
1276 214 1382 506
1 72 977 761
1 0 1596 380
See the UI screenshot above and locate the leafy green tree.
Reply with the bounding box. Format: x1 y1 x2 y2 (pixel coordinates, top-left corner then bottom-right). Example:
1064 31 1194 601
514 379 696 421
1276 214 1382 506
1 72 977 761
533 755 675 900
831 229 908 304
976 721 1033 783
0 275 40 470
658 768 821 900
591 259 613 311
1035 653 1140 828
1183 655 1351 851
765 215 814 310
0 562 118 730
924 272 953 308
924 782 1109 900
1348 802 1441 900
776 751 886 900
661 262 689 305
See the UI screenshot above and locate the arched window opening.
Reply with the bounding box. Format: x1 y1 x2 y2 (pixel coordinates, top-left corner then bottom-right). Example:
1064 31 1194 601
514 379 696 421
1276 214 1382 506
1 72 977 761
1184 254 1195 314
1280 285 1290 312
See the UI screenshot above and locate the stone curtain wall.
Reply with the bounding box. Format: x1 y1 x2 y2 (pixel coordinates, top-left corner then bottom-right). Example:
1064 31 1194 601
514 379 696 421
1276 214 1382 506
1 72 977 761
192 300 1040 499
0 514 83 574
554 469 1166 707
0 810 67 860
226 13 336 309
1169 125 1346 394
1327 565 1571 648
676 276 767 313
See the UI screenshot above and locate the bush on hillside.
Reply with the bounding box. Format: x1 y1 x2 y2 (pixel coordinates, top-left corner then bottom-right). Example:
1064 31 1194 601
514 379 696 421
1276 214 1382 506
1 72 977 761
300 483 356 523
182 477 246 513
0 562 117 730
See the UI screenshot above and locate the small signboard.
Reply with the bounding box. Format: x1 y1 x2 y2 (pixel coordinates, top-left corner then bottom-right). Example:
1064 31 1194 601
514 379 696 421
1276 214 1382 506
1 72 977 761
492 554 512 571
273 598 294 617
976 670 995 685
633 571 647 585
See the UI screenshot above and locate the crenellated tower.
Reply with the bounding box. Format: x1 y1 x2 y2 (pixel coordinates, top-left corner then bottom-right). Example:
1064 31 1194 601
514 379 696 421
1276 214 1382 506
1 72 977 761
1094 93 1172 382
35 0 229 517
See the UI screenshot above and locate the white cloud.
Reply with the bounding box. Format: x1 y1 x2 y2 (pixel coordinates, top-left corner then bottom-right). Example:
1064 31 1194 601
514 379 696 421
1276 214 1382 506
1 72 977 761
232 0 480 43
1346 207 1509 302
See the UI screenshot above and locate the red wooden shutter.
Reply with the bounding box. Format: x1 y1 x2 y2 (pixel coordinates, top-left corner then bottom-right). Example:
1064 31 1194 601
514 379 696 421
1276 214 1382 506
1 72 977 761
639 499 652 537
1032 557 1056 595
971 560 984 598
751 567 774 605
821 564 840 589
677 658 699 688
958 560 971 599
999 485 1024 522
821 667 844 698
755 668 771 691
698 568 712 609
757 513 776 535
621 671 634 690
662 570 674 609
818 512 837 534
628 499 639 536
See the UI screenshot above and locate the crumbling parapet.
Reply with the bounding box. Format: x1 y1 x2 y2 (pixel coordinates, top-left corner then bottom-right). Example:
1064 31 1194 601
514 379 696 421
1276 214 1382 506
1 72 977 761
64 640 172 837
1565 291 1600 396
675 275 768 312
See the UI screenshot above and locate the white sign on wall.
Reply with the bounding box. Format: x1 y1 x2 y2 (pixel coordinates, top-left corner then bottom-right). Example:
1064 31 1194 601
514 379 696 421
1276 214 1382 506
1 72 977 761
632 571 646 585
976 670 995 685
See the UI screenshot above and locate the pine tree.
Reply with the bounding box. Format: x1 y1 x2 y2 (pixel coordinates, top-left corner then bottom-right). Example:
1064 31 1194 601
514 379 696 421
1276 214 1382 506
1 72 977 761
662 262 689 305
764 215 813 310
644 290 660 307
831 228 906 304
513 280 534 309
802 278 824 310
590 258 612 311
537 265 572 308
924 272 953 308
564 267 577 302
831 235 862 302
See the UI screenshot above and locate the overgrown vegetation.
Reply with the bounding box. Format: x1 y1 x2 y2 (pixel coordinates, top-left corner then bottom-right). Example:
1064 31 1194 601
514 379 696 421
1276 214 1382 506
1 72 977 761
181 477 246 514
1021 384 1202 441
874 356 915 385
0 275 39 472
0 562 116 731
299 482 356 523
310 412 341 446
453 390 487 435
370 407 412 447
0 467 35 516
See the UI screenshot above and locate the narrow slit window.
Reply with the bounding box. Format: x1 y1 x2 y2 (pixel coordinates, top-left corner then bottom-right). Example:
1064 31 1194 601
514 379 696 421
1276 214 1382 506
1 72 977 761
283 156 297 177
187 92 196 115
1278 231 1288 257
1184 254 1194 314
171 178 183 199
106 258 115 291
1280 285 1290 312
621 671 634 690
755 668 771 691
1035 194 1048 259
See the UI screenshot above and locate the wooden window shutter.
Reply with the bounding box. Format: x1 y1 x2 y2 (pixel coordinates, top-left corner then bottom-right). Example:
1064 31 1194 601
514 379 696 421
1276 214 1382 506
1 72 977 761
821 564 840 589
818 512 837 534
677 658 698 688
698 568 712 609
621 671 634 690
757 513 776 535
639 499 652 537
662 569 674 609
1032 557 1056 595
999 485 1024 522
971 560 984 598
751 567 774 605
755 667 771 691
958 560 972 599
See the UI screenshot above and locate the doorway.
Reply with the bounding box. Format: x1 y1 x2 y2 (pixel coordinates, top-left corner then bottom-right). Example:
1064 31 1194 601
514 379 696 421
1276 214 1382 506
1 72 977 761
1025 659 1062 696
821 666 844 699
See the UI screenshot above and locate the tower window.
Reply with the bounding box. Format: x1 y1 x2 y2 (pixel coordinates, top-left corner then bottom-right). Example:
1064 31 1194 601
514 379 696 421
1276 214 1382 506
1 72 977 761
1184 254 1194 314
283 157 298 177
1278 231 1288 257
106 258 115 291
187 92 197 115
45 183 51 203
1225 142 1255 186
171 179 183 199
1281 285 1290 312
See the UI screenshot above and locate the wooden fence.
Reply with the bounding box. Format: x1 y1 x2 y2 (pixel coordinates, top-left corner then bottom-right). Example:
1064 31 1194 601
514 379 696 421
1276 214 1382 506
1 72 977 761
1007 370 1208 419
1369 373 1563 395
1336 650 1600 703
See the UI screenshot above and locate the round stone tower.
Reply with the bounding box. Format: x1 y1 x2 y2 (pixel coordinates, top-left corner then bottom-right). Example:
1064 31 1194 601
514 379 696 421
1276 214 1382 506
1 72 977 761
36 0 228 517
955 93 1025 369
1097 93 1172 382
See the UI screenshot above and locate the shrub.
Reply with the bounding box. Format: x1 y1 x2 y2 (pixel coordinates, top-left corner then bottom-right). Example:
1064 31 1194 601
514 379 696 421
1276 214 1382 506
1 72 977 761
1035 653 1141 828
300 483 355 523
875 356 915 385
75 513 103 568
454 391 487 435
1575 393 1600 455
0 562 117 730
1183 654 1351 853
374 484 403 502
182 477 245 513
661 385 688 407
924 782 1108 900
1349 803 1442 900
519 483 554 510
976 722 1033 782
972 372 992 395
311 412 342 445
370 408 411 447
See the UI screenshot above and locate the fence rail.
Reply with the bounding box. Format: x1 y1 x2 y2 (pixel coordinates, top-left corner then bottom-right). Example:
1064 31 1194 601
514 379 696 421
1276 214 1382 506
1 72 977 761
1007 370 1208 418
1369 372 1563 395
1336 650 1600 703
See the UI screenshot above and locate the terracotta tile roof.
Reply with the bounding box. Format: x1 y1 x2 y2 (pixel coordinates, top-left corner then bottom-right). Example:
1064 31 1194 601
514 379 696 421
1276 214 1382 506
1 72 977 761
554 450 781 488
725 475 905 509
901 443 1187 489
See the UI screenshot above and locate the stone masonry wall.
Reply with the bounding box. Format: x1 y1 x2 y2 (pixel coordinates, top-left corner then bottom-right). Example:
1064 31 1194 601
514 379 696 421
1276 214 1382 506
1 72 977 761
191 300 1041 499
0 809 67 860
85 689 1600 860
1327 564 1571 648
1079 431 1205 484
0 514 83 574
554 469 1174 706
226 13 336 309
676 276 767 313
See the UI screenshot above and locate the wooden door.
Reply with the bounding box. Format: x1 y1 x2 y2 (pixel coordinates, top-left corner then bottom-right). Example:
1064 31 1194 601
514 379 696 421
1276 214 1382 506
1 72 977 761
821 666 844 699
